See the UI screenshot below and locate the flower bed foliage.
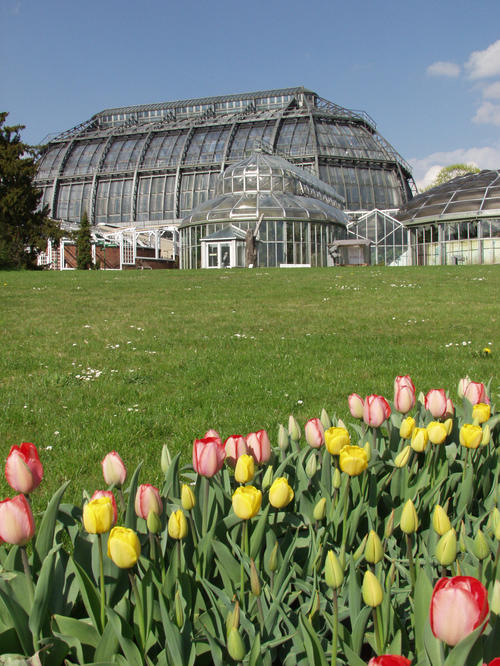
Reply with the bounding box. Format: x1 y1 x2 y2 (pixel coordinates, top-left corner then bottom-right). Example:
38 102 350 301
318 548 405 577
0 376 499 665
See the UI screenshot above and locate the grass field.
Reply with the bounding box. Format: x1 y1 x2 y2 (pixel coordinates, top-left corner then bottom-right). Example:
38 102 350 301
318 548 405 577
1 265 498 510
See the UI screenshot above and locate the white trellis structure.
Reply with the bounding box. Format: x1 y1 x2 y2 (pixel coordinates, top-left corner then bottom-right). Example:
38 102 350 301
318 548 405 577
346 209 411 266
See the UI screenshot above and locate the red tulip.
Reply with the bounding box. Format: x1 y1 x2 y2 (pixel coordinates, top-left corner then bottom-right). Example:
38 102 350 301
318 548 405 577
463 381 490 406
394 375 416 414
224 435 248 468
304 418 325 448
91 490 118 525
430 576 489 646
134 484 163 519
101 451 127 486
484 659 500 666
0 494 35 545
246 430 271 464
348 393 364 419
192 437 226 477
5 442 43 494
363 395 391 428
368 657 411 666
425 389 448 419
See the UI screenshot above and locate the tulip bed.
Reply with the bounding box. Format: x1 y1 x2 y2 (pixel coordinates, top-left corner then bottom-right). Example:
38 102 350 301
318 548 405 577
0 376 499 665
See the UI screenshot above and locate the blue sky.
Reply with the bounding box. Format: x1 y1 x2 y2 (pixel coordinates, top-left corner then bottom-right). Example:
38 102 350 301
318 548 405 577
2 0 500 188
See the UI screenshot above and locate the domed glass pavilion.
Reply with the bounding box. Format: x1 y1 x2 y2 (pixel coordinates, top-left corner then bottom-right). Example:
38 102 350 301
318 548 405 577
397 170 500 265
179 151 347 268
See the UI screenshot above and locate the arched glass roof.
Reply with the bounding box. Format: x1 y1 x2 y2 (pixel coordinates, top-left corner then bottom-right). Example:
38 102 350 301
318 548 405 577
398 170 500 225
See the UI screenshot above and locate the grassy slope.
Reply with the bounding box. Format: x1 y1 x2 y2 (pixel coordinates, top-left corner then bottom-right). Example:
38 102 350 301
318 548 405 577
0 265 498 509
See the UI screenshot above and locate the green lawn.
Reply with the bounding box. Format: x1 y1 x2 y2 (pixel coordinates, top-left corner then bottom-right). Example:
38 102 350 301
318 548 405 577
1 265 498 509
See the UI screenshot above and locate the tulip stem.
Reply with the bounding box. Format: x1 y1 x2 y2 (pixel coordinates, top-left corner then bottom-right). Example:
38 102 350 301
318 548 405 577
405 534 416 592
340 477 351 559
188 511 199 548
202 476 209 536
240 520 248 611
373 606 384 655
97 534 106 632
462 448 470 483
177 540 182 577
129 572 147 656
330 589 338 666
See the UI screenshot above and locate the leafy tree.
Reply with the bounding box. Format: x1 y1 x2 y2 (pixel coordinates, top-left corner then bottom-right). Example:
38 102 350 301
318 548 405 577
424 163 480 191
0 112 61 268
76 209 93 269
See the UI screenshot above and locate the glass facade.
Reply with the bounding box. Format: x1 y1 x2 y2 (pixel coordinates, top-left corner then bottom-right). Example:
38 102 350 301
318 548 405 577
348 210 410 265
35 87 415 228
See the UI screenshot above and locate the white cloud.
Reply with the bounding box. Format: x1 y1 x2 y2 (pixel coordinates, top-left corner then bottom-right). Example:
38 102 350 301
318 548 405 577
409 145 500 191
426 61 461 78
465 40 500 79
472 101 500 126
482 81 500 99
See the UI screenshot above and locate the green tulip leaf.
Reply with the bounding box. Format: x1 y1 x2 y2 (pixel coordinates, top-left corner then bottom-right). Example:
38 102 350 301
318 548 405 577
250 504 271 560
107 607 144 666
0 583 33 656
33 480 70 568
342 643 367 666
248 631 264 666
70 557 103 634
29 544 61 641
124 462 143 530
298 613 328 666
212 539 241 585
93 618 120 661
457 464 474 519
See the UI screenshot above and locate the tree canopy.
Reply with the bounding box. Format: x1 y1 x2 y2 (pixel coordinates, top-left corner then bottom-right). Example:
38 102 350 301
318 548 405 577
424 163 481 191
0 112 61 268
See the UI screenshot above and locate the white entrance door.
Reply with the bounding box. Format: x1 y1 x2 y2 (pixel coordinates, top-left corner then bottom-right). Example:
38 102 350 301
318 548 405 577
206 242 232 268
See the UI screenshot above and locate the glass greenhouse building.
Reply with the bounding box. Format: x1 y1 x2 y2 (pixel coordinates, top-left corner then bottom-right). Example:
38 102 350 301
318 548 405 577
34 87 415 265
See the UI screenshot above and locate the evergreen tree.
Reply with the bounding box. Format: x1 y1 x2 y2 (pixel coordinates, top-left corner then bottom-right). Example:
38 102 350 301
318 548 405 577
76 209 93 269
0 112 61 268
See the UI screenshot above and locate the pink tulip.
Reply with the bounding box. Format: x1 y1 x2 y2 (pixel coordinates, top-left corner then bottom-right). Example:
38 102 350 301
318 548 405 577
101 451 127 486
135 484 163 519
91 490 118 525
363 395 391 428
204 429 222 446
458 377 470 399
348 393 364 419
304 418 325 448
430 576 489 646
394 375 416 414
445 398 455 418
192 437 226 477
246 430 271 464
5 442 43 494
464 381 489 405
425 389 448 419
224 435 248 468
0 494 35 545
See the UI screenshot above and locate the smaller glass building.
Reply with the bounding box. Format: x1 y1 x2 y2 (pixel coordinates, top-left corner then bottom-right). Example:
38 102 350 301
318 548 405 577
179 151 347 268
397 170 500 265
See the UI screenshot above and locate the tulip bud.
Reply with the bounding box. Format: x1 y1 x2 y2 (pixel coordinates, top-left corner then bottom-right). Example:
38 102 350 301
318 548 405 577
353 534 368 561
167 509 188 540
309 590 321 622
385 509 395 539
362 570 383 607
444 418 453 436
472 402 491 424
491 508 500 537
107 526 141 568
324 550 344 589
363 441 372 462
495 516 500 542
101 451 127 487
411 427 429 453
83 497 114 534
435 529 457 566
181 483 196 511
249 558 261 596
305 418 325 449
394 445 411 468
278 423 289 451
490 580 500 615
432 505 452 536
399 416 415 439
313 497 326 521
348 393 365 419
147 509 162 534
427 421 448 445
459 520 467 553
458 376 470 399
288 415 301 442
227 601 240 632
227 627 246 661
473 529 490 561
0 494 35 546
234 454 255 484
320 408 332 429
269 477 294 509
460 424 483 449
261 465 274 491
268 542 279 572
161 444 172 475
365 530 383 564
481 424 491 446
400 499 418 534
305 452 317 478
332 467 341 489
325 426 350 455
175 588 184 628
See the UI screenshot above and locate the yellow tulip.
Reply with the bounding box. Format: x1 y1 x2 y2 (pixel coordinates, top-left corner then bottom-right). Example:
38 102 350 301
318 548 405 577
232 485 262 520
313 497 327 521
269 477 294 509
432 504 452 536
400 416 416 439
365 530 383 564
234 454 255 484
459 424 483 449
325 427 350 455
339 445 368 476
83 497 114 534
444 418 453 435
324 550 344 589
362 570 383 607
427 421 448 445
400 499 418 534
481 424 491 446
168 509 188 539
394 445 411 468
472 402 491 424
435 528 457 566
181 484 196 511
107 526 141 568
411 427 429 453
